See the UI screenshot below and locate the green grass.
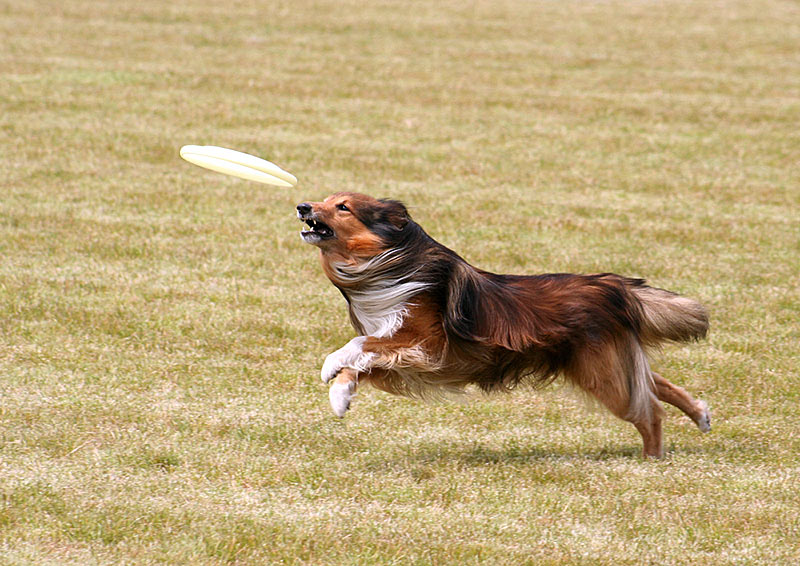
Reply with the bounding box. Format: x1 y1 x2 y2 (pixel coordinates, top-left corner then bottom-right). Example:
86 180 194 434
1 0 799 564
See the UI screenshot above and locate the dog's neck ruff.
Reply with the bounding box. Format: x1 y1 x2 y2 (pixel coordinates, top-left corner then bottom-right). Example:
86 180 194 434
330 250 430 338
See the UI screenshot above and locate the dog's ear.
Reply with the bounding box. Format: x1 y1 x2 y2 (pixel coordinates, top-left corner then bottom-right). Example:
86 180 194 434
352 198 409 232
444 264 539 352
353 198 410 244
376 199 410 230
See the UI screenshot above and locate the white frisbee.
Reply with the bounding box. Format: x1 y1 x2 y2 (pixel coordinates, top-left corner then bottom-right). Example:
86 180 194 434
179 145 298 187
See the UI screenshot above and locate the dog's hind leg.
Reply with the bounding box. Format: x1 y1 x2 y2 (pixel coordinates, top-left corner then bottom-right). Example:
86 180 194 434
568 342 664 458
633 415 663 459
652 372 711 432
583 379 665 459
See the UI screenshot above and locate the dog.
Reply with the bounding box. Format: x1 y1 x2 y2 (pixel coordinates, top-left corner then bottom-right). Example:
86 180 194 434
296 192 711 458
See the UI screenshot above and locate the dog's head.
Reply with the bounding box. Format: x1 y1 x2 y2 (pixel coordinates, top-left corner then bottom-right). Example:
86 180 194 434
296 192 411 258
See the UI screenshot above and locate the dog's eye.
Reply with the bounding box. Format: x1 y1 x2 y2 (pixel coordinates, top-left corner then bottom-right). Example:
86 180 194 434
336 203 349 212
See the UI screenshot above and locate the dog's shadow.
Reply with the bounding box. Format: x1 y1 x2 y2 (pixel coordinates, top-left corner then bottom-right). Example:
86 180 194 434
458 443 641 464
364 438 724 477
365 441 646 476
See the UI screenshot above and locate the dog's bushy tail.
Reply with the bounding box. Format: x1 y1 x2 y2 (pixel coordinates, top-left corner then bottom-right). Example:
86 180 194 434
631 285 709 345
622 284 707 423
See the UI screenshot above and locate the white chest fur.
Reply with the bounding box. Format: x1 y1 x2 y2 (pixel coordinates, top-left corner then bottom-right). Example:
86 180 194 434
346 280 429 337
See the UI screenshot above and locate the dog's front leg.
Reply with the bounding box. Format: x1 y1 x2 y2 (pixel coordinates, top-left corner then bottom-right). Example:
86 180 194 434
321 336 376 384
321 335 432 416
328 368 358 417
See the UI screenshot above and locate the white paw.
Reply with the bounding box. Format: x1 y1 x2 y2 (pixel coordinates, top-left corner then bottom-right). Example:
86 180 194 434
320 354 341 384
329 381 356 417
695 400 711 432
321 337 373 383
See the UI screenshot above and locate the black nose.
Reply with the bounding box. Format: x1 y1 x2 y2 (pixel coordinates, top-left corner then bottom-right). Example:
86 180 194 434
296 203 312 216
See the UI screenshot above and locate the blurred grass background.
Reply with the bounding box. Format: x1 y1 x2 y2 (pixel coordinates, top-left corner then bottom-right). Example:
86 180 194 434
1 0 798 564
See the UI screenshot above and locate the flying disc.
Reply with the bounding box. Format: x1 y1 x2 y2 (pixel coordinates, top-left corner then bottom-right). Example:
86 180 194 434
179 145 298 187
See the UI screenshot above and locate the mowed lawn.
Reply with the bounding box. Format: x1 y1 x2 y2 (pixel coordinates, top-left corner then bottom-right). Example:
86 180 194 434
1 0 798 564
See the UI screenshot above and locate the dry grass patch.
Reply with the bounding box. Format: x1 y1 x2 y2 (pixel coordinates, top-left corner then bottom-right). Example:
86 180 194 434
1 0 799 564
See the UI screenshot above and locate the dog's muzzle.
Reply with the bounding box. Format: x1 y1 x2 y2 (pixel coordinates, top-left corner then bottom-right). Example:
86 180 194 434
297 203 334 243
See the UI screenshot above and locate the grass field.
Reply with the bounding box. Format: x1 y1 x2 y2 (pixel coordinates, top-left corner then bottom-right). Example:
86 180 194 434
1 0 799 564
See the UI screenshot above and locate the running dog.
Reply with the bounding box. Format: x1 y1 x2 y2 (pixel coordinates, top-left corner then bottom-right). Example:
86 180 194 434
296 192 711 458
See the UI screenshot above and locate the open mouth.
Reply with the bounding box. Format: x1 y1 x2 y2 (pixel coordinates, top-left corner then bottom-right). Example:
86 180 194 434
300 217 334 242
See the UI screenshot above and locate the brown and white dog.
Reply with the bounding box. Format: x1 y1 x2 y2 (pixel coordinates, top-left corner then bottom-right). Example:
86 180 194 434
297 192 711 458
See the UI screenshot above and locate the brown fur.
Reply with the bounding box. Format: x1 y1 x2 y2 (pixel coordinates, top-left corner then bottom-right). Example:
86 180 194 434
297 192 711 458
